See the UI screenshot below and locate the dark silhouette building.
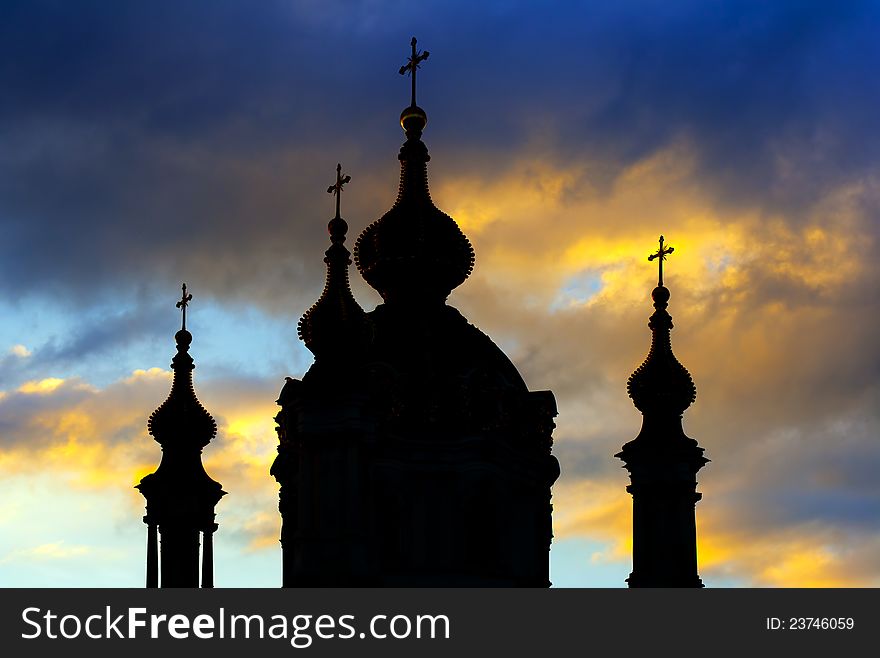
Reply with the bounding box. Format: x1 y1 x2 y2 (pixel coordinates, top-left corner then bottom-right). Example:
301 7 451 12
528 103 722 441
617 237 708 587
137 284 225 588
271 39 560 586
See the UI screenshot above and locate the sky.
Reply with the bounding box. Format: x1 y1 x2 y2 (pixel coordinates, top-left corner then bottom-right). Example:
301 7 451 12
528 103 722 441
1 0 879 587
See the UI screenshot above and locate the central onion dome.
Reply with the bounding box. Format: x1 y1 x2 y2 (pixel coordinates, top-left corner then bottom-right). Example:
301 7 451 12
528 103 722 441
354 103 475 304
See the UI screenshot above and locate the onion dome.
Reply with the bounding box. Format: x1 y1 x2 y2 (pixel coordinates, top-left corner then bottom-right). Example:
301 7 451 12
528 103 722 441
298 164 372 359
627 237 696 417
147 285 217 448
354 38 474 305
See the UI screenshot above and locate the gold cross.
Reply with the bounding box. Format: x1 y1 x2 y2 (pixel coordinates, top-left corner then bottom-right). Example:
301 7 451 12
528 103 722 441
399 37 429 107
326 163 351 219
647 235 675 286
175 282 193 331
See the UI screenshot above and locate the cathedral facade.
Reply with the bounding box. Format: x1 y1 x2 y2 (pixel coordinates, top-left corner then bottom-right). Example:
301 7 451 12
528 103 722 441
270 40 560 587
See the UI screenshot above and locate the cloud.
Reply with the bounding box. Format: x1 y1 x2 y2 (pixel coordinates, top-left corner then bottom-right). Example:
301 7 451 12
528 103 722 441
8 344 31 358
3 131 877 586
1 541 94 563
437 143 880 586
1 1 878 306
0 364 285 563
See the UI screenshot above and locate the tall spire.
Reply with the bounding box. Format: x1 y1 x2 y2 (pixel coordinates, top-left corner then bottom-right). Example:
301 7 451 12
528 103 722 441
354 38 474 305
136 284 224 588
617 237 707 588
298 163 372 360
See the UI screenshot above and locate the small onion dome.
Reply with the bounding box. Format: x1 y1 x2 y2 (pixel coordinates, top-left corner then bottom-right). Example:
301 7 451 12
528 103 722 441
354 105 474 305
147 328 217 448
298 214 372 358
627 285 697 416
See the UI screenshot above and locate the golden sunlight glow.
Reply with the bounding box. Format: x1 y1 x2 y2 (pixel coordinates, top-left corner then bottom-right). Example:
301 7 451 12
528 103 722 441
553 475 873 587
0 541 91 563
18 378 67 394
440 146 868 324
124 367 172 384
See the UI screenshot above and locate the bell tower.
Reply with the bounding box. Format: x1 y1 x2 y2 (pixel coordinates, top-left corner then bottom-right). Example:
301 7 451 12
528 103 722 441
617 236 709 587
137 284 225 587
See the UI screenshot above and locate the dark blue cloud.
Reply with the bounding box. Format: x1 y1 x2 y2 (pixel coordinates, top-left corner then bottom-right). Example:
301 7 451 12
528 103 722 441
0 0 877 301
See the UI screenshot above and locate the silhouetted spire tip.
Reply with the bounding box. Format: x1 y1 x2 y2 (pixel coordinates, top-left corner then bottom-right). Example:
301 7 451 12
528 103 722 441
173 284 194 351
353 39 475 304
627 235 695 416
299 163 372 357
327 163 351 223
399 37 430 133
647 235 675 287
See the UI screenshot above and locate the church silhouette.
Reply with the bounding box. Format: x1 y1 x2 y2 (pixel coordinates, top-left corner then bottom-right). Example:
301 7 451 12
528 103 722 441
137 39 707 588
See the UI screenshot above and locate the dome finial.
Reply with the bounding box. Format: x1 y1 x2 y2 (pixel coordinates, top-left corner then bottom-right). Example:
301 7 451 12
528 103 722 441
399 36 429 109
176 282 193 332
647 235 675 287
327 163 351 224
398 37 429 135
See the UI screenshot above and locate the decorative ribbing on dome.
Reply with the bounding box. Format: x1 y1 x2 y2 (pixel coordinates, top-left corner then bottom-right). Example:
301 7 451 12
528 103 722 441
354 38 475 305
627 237 696 417
298 164 372 359
148 287 217 447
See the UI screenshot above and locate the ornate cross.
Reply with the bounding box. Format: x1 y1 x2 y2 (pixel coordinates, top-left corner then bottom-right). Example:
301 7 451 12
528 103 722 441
647 235 675 286
399 37 429 107
176 282 193 331
326 163 351 219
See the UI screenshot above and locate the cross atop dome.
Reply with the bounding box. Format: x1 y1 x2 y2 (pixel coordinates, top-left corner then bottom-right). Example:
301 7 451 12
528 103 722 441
647 235 675 287
327 163 351 222
399 36 430 108
176 282 193 331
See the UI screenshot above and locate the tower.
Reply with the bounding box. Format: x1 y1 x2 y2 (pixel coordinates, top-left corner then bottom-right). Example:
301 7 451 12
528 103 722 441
616 236 708 587
272 39 560 586
137 284 225 588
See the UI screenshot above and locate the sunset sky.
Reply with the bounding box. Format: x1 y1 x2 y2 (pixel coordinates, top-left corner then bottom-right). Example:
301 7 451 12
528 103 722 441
1 0 879 587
